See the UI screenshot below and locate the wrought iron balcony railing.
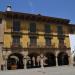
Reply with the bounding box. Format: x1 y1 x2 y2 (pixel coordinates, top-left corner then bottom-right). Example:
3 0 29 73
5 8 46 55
44 33 53 38
28 32 38 37
27 42 70 50
11 27 22 37
58 44 68 49
11 42 22 49
57 34 65 39
27 42 55 49
11 31 22 37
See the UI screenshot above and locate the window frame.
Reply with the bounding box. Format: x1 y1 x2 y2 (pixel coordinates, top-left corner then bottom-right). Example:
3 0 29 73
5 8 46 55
12 36 20 44
29 22 36 33
12 19 20 32
45 37 51 46
44 23 51 33
30 37 37 46
57 25 63 34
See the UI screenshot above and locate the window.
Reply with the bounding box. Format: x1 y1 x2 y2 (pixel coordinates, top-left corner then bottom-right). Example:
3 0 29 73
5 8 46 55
59 39 64 47
59 39 64 44
57 25 63 34
45 24 51 33
13 36 20 44
45 38 51 46
13 20 20 31
0 18 2 24
30 23 36 32
30 37 37 46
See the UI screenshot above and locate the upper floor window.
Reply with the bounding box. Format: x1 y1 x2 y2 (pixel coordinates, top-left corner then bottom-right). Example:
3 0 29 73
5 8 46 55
30 37 37 46
59 38 65 48
57 25 63 34
13 20 20 31
29 23 36 32
13 36 20 44
45 38 51 46
0 18 2 24
45 24 51 33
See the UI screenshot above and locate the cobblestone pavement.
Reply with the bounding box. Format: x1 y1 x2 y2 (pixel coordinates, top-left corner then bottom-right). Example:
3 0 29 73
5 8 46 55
0 66 75 75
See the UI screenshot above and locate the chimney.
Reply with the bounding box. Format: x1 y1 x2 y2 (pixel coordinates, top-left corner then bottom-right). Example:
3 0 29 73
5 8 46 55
6 5 12 11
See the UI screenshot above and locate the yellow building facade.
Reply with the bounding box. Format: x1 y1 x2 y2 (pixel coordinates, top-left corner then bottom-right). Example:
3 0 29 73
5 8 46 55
0 9 75 70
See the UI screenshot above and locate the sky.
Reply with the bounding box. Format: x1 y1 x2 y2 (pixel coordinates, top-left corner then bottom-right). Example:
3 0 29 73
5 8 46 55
0 0 75 53
0 0 75 23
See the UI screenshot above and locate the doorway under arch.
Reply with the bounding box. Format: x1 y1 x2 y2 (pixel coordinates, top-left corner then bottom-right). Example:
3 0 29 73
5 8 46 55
7 53 24 70
45 53 56 67
57 52 69 66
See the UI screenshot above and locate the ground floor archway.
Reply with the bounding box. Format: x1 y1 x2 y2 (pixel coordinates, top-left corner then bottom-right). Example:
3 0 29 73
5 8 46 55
57 52 69 66
44 53 56 67
7 53 24 70
27 53 40 68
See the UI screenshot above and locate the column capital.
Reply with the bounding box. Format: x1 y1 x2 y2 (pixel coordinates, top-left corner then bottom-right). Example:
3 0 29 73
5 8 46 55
40 54 44 58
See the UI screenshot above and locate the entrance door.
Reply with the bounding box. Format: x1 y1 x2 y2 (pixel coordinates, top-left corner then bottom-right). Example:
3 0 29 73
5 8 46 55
58 52 69 66
45 53 56 67
7 53 24 70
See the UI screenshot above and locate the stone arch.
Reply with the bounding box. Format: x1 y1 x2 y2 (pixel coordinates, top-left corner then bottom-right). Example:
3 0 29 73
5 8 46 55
7 53 24 70
57 52 69 66
44 52 56 67
27 52 39 68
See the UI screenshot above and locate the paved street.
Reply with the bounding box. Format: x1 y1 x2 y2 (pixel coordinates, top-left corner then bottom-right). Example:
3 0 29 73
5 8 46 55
0 66 75 75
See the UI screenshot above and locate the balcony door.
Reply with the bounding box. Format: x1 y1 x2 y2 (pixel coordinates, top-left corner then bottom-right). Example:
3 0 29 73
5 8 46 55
12 36 20 47
45 38 51 47
30 37 37 47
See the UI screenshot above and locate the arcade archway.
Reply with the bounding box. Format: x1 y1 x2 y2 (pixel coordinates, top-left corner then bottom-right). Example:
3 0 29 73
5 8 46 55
7 53 24 70
45 53 56 67
58 52 69 66
27 53 40 68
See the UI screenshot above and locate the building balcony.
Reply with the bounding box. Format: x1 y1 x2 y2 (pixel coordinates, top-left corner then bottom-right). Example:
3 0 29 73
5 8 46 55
3 42 25 52
11 31 22 37
58 44 70 50
28 32 38 37
3 43 70 54
57 34 65 39
10 42 23 52
27 42 70 51
44 33 53 38
27 42 55 49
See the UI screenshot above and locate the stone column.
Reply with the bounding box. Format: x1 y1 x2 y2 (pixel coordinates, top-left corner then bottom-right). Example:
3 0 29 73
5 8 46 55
23 56 27 69
56 51 59 67
5 58 7 70
67 50 73 66
4 55 8 70
40 54 44 69
70 55 73 66
32 57 35 67
37 56 40 67
56 56 58 66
